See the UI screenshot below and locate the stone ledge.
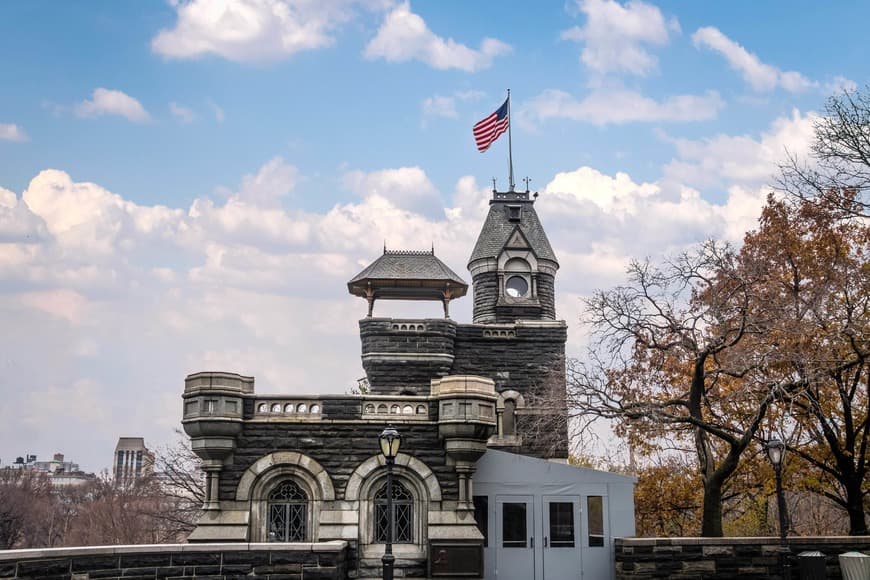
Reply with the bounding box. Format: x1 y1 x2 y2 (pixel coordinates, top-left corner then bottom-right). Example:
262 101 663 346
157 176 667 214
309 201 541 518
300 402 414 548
0 541 349 562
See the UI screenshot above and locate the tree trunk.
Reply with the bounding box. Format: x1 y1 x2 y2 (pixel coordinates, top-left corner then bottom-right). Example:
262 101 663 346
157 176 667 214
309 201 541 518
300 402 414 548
845 480 868 535
701 477 724 537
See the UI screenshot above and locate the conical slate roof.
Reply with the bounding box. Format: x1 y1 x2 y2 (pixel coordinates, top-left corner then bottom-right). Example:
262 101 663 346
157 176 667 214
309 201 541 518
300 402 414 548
468 195 558 266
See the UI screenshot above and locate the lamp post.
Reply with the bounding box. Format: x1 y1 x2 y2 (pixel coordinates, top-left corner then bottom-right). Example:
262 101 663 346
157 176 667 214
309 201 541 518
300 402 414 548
379 426 402 580
767 439 791 580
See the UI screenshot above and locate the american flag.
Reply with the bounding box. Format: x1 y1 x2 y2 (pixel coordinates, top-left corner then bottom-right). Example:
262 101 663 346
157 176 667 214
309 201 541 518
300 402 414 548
473 97 509 152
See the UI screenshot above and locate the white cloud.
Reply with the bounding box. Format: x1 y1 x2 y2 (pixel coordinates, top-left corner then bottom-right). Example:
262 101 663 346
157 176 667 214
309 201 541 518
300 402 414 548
561 0 678 76
0 149 780 470
692 27 814 93
422 95 458 119
18 289 91 324
343 166 443 217
235 156 299 206
661 109 817 190
75 88 151 123
364 2 511 72
421 90 485 123
0 187 46 243
151 0 370 63
824 75 857 95
170 102 195 124
522 88 723 126
0 123 28 142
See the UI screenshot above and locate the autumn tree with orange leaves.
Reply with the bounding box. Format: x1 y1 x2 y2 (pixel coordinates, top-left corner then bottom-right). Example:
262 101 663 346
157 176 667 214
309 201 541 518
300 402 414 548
568 240 787 537
739 194 869 535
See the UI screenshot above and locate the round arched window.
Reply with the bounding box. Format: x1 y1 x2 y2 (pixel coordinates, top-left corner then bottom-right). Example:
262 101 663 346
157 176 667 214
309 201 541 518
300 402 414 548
505 275 529 298
267 480 308 542
375 481 413 543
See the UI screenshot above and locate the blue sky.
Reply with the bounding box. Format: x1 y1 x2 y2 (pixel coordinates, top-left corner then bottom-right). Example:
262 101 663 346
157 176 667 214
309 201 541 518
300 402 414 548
0 0 866 472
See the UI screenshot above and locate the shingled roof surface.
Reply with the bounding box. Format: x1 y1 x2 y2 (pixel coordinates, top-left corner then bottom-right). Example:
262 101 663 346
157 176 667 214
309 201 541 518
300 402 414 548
348 250 467 285
468 202 558 264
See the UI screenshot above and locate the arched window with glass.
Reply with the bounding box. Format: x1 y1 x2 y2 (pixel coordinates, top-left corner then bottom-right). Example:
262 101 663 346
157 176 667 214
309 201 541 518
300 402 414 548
268 480 308 542
374 480 414 543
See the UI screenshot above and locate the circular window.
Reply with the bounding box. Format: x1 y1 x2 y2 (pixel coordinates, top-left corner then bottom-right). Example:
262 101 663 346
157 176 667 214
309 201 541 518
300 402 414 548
505 275 529 298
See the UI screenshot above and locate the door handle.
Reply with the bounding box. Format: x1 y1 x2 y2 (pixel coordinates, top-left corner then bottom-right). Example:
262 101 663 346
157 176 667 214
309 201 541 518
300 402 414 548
544 536 548 548
530 536 534 548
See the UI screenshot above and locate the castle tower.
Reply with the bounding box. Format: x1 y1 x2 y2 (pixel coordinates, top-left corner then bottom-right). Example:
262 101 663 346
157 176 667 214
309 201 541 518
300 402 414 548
347 248 468 395
468 189 559 323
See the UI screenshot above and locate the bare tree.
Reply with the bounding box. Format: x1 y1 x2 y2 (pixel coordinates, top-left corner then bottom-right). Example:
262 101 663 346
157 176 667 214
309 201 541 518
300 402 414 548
779 87 870 217
569 241 784 537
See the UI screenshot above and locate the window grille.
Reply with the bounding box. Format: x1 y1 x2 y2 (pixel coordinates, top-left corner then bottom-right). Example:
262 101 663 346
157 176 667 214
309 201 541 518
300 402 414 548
268 480 308 542
374 481 413 543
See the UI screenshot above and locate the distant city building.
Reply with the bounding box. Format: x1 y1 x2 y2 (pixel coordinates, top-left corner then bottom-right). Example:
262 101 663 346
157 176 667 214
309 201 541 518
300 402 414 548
113 437 154 484
7 452 96 487
31 452 80 475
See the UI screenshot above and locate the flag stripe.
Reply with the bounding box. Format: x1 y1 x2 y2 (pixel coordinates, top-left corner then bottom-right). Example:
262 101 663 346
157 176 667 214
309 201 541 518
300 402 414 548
472 97 510 152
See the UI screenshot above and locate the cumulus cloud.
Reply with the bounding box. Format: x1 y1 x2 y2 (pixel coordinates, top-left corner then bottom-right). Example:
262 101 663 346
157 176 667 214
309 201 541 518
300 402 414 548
170 102 196 124
364 2 511 71
75 88 151 123
421 90 485 123
152 0 372 63
0 187 46 243
522 88 723 126
0 123 28 142
661 109 817 190
0 145 781 469
561 0 678 76
343 166 444 217
422 95 458 119
692 27 814 93
235 156 299 206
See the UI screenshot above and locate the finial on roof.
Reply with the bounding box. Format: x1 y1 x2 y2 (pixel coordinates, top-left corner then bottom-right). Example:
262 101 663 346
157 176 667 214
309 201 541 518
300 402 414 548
523 177 531 192
383 241 387 254
491 177 497 193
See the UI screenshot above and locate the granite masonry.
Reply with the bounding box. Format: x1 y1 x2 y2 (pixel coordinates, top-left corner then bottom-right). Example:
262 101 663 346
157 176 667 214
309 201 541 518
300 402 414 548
180 187 570 579
615 536 870 580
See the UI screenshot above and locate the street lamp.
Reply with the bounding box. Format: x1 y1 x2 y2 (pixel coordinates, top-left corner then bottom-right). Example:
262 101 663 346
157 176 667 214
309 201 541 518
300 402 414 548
379 426 402 580
766 439 791 580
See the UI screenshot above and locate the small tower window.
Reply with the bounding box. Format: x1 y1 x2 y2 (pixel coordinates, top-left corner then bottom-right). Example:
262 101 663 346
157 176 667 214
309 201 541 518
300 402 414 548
507 205 522 222
503 399 517 436
505 276 529 298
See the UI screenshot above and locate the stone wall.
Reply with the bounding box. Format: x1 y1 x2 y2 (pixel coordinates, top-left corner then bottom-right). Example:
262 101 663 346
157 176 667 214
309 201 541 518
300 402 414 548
451 322 567 458
615 536 870 580
0 542 347 580
219 421 458 502
358 318 457 394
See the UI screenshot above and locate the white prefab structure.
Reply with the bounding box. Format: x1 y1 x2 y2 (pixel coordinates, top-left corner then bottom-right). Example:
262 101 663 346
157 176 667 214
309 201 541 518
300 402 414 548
473 450 636 580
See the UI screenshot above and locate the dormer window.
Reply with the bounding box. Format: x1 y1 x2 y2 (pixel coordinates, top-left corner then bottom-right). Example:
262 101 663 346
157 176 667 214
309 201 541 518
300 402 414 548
507 205 522 222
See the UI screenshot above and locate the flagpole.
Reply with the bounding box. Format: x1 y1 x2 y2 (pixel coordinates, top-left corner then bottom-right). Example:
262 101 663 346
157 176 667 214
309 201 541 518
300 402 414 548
507 89 515 191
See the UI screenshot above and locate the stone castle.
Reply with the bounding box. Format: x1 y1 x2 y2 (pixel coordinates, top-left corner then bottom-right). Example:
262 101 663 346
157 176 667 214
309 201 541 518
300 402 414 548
181 187 569 578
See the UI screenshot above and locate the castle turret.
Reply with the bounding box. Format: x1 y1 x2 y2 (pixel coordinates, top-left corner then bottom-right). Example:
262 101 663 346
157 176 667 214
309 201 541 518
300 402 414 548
467 189 559 323
348 249 468 395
